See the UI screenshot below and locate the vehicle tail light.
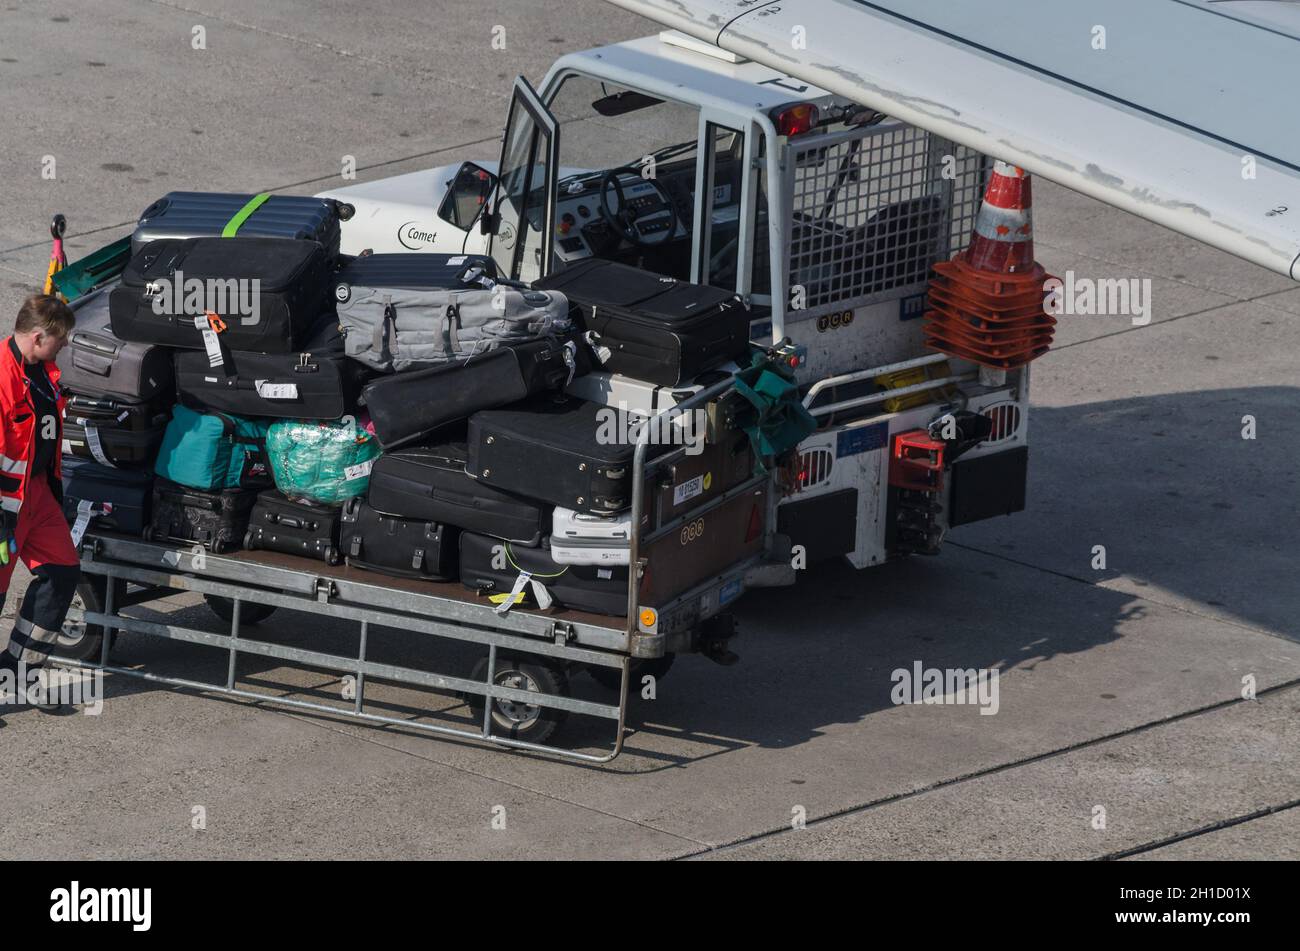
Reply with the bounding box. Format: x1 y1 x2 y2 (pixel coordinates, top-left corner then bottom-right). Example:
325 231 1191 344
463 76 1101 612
773 103 819 137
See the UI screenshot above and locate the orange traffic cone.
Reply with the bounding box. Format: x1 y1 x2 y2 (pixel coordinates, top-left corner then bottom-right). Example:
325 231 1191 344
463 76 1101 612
923 162 1057 372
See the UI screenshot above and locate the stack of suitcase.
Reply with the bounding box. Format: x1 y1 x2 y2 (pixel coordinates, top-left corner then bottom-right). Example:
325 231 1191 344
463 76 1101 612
60 190 764 619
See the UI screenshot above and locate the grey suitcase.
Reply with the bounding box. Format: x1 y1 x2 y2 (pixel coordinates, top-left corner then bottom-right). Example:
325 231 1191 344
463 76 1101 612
58 283 175 402
337 284 572 372
132 191 349 258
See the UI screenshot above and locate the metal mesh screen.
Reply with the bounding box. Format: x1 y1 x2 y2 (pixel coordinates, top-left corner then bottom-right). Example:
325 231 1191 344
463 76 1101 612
785 122 987 316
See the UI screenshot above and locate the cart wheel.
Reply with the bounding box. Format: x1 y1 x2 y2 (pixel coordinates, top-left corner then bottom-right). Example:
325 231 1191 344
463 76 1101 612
203 595 277 625
588 653 675 692
50 577 123 663
466 653 569 745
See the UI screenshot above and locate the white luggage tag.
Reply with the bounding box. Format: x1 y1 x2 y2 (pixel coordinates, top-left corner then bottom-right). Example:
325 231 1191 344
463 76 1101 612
255 380 299 400
343 459 374 481
71 499 113 547
194 315 224 368
84 424 116 469
494 570 534 615
584 329 612 365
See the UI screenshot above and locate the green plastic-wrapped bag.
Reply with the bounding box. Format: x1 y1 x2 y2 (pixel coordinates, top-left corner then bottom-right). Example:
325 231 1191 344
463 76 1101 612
265 418 380 505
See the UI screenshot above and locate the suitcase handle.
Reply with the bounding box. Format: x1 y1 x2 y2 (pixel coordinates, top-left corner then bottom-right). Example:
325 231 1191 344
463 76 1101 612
69 394 127 412
271 513 315 531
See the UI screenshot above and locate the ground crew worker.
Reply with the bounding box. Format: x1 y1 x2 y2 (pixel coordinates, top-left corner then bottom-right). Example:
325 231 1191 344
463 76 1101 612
0 294 80 695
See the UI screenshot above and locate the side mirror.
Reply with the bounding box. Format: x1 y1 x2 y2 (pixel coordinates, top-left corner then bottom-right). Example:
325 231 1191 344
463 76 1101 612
438 161 498 232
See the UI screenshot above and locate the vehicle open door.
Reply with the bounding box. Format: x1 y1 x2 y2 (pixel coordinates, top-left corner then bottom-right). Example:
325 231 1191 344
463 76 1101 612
488 76 560 282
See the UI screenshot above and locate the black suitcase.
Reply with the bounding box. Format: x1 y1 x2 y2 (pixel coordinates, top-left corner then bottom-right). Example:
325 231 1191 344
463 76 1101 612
133 191 348 259
146 479 258 553
333 252 498 299
533 259 754 385
339 496 459 580
61 393 171 468
459 532 628 616
467 397 644 515
367 442 548 545
58 284 175 402
61 457 153 536
245 489 343 565
174 317 366 420
362 337 579 449
110 237 333 353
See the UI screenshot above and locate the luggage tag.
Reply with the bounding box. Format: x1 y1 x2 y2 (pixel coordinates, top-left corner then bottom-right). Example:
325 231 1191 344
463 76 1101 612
343 459 373 481
255 380 299 400
71 498 113 547
84 424 116 469
195 313 226 369
584 329 612 365
562 340 578 386
491 570 555 614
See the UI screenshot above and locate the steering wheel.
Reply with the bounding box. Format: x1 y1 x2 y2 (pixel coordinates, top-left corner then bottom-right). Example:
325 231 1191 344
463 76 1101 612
598 167 679 248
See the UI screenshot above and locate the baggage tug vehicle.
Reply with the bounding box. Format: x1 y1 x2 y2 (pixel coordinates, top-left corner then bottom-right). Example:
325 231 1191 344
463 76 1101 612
55 33 1031 761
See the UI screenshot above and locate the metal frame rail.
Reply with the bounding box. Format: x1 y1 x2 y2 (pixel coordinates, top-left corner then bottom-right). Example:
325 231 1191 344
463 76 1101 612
64 535 632 764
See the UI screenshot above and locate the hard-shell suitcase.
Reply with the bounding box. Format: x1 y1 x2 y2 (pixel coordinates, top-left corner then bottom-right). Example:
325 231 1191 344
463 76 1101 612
367 442 548 546
61 457 153 536
146 479 258 553
339 496 459 581
60 393 170 468
467 397 643 515
534 259 754 385
154 404 273 491
245 489 343 565
59 284 174 402
550 507 632 566
648 428 755 529
335 254 570 372
459 532 628 616
110 237 332 353
333 252 497 294
173 317 366 419
133 191 348 259
362 337 580 449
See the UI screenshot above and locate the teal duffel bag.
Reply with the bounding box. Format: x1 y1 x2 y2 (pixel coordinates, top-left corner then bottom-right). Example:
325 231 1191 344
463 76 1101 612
154 404 274 491
265 418 381 505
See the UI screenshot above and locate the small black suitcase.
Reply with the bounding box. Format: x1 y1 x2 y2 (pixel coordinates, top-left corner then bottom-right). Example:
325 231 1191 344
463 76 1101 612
245 489 343 565
61 393 171 468
173 317 366 420
467 397 643 515
362 337 579 449
61 457 153 536
367 442 548 545
533 259 754 385
133 191 348 259
339 496 459 580
110 237 333 353
58 284 175 402
459 532 628 616
333 252 498 298
146 479 258 553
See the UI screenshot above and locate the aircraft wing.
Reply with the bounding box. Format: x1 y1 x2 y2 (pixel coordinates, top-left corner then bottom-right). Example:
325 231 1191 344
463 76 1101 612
604 0 1300 280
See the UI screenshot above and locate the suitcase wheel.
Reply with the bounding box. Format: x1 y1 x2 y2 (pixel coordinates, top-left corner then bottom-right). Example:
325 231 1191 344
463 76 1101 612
324 546 340 566
243 529 255 551
142 526 154 542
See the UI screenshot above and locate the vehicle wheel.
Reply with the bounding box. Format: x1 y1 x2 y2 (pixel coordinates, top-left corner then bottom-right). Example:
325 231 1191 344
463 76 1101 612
50 577 122 663
203 595 277 625
466 653 569 745
588 653 675 692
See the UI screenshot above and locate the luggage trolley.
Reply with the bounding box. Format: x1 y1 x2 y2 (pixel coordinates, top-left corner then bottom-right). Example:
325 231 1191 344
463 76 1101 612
57 379 773 763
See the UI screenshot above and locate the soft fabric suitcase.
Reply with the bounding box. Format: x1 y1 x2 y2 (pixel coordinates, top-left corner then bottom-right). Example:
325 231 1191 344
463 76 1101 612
174 317 366 419
339 496 458 580
146 479 258 553
59 284 174 402
534 259 754 385
154 404 273 491
367 442 548 546
61 393 170 468
245 490 343 565
362 336 581 449
550 507 632 566
467 397 645 515
110 237 332 353
335 254 570 371
61 457 153 536
265 418 380 505
133 191 348 259
459 532 628 616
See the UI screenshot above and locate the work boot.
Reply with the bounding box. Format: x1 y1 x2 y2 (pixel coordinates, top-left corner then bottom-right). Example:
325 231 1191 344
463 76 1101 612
18 663 75 715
